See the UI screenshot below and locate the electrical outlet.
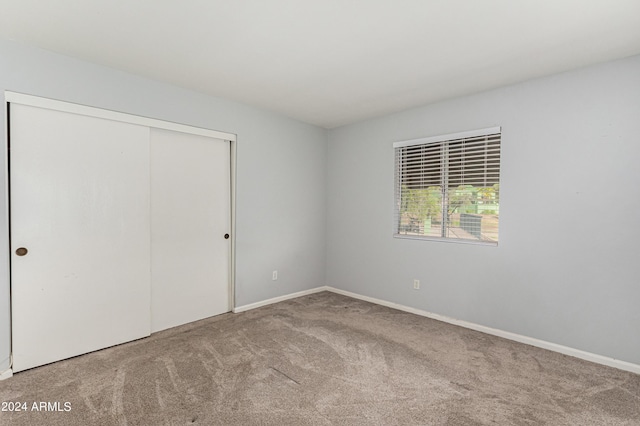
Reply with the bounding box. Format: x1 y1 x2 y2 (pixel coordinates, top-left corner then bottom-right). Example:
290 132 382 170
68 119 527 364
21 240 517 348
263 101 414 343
272 270 278 281
413 279 420 290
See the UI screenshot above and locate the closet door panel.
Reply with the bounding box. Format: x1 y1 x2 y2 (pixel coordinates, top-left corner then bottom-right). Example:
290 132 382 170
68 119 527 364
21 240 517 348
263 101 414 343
10 104 151 372
150 128 230 333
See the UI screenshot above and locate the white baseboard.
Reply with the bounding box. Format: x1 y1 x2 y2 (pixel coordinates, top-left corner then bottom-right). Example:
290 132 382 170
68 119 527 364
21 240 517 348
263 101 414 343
232 285 639 375
0 369 13 380
233 286 329 313
325 286 640 375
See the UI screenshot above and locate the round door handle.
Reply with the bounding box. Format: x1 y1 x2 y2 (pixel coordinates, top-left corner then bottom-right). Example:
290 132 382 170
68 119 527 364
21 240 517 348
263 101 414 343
224 234 230 239
16 247 28 256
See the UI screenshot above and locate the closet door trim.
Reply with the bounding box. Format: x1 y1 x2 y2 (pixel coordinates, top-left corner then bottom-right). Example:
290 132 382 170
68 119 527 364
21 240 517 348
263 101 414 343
5 91 236 142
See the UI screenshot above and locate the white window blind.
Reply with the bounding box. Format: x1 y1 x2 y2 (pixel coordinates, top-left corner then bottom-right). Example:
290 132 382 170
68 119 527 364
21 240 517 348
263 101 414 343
393 127 501 245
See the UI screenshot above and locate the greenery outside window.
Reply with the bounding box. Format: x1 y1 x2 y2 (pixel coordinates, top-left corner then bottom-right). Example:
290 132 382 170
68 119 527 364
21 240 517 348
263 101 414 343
393 127 501 245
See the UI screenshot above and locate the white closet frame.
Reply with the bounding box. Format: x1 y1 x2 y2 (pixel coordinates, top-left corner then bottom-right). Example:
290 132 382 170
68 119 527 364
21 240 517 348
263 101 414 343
3 91 237 374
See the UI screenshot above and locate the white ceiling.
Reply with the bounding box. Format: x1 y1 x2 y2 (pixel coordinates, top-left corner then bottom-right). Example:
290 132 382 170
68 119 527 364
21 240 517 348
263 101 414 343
1 1 640 129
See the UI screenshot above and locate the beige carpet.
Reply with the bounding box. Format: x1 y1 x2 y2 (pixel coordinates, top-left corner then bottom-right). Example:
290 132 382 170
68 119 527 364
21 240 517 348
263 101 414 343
0 291 638 425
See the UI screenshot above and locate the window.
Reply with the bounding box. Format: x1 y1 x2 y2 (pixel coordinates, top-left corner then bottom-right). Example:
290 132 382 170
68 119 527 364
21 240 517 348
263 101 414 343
394 127 501 245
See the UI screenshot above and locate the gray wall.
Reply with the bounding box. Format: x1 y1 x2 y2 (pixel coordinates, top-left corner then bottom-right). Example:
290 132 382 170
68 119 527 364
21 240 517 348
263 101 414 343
326 55 640 365
0 40 327 372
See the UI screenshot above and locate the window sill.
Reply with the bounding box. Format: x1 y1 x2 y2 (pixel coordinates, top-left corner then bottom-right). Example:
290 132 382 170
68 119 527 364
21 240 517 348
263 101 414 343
393 233 498 246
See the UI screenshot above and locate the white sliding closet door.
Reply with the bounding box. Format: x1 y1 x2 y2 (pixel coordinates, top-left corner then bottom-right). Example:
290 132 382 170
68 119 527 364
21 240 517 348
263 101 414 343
10 104 151 372
150 128 230 333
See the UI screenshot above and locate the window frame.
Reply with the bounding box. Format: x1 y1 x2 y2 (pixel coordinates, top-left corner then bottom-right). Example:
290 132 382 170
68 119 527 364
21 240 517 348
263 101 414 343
393 127 501 246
